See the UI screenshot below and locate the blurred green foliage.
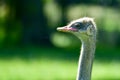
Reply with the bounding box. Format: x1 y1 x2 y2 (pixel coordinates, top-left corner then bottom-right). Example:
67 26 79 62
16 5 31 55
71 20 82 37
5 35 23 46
0 0 120 47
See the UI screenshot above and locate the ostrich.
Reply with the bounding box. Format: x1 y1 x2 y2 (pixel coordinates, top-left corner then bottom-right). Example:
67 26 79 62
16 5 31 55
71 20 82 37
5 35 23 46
57 17 97 80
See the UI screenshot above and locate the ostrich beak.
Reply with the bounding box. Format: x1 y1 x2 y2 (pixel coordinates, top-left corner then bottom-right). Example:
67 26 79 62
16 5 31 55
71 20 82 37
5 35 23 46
57 26 78 32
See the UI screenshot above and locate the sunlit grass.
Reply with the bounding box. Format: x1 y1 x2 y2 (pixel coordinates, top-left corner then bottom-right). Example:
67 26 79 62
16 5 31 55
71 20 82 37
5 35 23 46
92 61 120 80
0 58 119 80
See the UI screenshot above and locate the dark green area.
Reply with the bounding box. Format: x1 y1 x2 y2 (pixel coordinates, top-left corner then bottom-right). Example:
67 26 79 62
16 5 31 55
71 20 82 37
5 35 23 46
0 45 119 61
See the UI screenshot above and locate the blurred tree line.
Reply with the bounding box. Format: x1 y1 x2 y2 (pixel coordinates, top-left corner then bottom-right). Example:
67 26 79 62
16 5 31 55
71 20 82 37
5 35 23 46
0 0 120 48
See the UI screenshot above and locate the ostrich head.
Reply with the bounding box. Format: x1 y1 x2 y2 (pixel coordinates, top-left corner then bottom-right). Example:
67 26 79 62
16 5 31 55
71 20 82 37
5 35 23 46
57 17 97 80
57 17 96 41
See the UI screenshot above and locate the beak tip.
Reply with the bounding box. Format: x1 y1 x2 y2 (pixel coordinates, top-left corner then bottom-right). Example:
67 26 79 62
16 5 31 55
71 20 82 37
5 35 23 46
57 27 62 31
57 27 66 32
56 27 60 30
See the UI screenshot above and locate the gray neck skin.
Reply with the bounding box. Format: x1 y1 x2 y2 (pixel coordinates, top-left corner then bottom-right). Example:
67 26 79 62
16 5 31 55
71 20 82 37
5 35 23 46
76 36 96 80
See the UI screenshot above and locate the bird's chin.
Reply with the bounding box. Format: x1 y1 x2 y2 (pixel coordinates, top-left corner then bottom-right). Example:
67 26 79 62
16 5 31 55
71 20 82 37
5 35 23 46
57 26 78 32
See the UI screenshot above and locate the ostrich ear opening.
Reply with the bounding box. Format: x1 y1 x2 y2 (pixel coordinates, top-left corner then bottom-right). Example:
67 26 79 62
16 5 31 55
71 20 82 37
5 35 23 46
87 25 93 36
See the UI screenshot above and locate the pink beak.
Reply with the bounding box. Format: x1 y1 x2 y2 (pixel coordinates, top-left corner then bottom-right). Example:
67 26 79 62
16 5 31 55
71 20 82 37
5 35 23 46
57 26 78 32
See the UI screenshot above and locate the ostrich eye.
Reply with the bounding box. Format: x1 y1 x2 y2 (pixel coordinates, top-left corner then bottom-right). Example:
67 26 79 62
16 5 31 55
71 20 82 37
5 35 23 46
73 22 83 29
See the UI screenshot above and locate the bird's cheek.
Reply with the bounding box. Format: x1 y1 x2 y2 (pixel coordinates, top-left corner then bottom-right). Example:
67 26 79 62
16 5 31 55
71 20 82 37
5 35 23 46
78 30 86 34
87 26 93 35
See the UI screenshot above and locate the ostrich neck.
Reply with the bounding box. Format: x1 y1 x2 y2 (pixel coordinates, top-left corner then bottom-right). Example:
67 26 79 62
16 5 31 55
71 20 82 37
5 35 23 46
76 36 96 80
